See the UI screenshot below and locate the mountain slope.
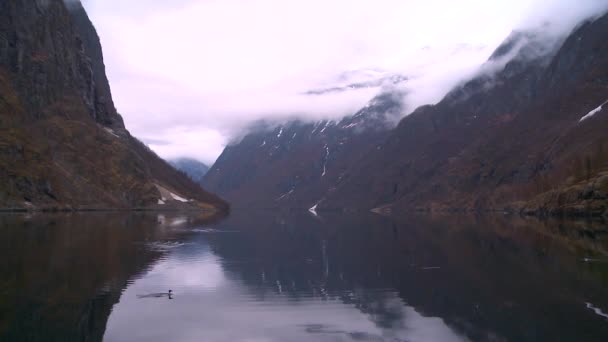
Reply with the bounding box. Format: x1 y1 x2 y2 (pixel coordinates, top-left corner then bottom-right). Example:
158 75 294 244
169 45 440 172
203 93 402 208
0 0 227 211
169 158 210 184
205 13 608 216
322 14 608 216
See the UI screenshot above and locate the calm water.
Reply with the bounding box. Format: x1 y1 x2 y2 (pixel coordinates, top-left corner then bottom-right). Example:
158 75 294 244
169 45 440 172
1 212 608 341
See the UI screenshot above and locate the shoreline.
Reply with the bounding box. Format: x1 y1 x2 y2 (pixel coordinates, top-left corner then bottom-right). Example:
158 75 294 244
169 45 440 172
0 207 228 214
1 205 604 221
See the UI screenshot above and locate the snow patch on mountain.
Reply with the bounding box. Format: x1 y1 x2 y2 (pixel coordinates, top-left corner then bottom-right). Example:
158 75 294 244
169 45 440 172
320 121 334 134
580 99 607 122
276 189 295 201
586 302 608 320
309 203 319 216
170 192 189 202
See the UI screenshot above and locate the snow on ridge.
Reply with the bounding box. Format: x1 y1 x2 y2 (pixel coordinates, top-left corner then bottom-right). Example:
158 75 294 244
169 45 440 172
580 99 607 122
309 203 319 216
277 127 284 138
312 121 323 135
320 121 334 134
320 122 329 134
170 192 189 202
155 184 191 204
308 204 319 216
580 105 602 122
309 199 324 217
586 302 608 320
342 122 358 129
260 140 266 147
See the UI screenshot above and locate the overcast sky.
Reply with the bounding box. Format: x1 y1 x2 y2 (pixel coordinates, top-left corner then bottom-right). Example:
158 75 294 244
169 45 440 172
78 0 608 164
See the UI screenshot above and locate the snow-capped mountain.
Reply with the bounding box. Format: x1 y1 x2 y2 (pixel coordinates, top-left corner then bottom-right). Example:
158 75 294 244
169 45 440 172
205 13 608 216
203 92 403 208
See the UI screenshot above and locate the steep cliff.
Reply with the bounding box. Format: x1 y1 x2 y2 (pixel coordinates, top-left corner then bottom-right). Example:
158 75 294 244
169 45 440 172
0 0 228 211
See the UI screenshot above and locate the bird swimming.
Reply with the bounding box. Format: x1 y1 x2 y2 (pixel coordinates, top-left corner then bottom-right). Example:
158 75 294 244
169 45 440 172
137 290 173 299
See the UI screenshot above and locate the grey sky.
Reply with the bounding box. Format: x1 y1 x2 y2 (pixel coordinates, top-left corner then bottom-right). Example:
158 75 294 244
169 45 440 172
79 0 608 164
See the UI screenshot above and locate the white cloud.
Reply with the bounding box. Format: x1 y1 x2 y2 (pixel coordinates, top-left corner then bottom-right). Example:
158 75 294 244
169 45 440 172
80 0 608 164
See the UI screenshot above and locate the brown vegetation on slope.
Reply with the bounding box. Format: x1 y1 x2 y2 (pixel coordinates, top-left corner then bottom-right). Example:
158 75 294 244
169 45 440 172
0 0 228 211
322 14 608 217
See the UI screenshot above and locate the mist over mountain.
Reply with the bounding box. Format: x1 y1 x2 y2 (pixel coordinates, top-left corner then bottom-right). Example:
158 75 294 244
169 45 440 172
76 0 608 163
3 2 608 342
203 92 402 208
205 11 608 217
303 70 408 96
2 0 608 218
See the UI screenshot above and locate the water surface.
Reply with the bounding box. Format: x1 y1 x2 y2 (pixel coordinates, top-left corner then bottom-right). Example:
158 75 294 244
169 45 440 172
1 211 608 341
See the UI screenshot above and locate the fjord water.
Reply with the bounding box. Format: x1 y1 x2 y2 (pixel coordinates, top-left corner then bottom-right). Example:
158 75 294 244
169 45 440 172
1 212 608 341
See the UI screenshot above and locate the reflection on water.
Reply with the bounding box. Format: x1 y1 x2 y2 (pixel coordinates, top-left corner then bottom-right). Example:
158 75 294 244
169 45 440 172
1 212 608 341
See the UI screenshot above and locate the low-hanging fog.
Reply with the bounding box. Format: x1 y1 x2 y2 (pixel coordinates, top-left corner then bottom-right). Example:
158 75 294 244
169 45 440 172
78 0 608 164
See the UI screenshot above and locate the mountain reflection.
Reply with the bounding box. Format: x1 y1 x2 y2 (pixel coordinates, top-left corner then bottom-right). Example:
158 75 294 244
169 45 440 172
1 212 608 341
197 212 608 341
0 212 224 342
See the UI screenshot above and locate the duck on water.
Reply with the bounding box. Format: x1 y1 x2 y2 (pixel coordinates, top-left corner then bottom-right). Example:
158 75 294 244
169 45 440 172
137 290 173 299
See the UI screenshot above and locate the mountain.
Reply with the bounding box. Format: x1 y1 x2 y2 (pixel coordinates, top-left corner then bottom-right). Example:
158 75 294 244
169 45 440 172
321 14 608 216
0 0 228 211
203 92 402 208
205 13 608 217
169 158 210 184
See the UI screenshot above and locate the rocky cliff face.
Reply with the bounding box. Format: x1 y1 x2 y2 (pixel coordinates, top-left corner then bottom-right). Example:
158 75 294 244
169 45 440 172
0 0 227 211
206 13 608 216
64 0 123 129
203 93 402 208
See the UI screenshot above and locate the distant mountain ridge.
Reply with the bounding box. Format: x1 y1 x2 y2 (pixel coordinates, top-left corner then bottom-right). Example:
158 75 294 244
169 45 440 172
321 13 608 216
205 14 608 217
169 158 210 184
0 0 227 211
203 92 402 208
